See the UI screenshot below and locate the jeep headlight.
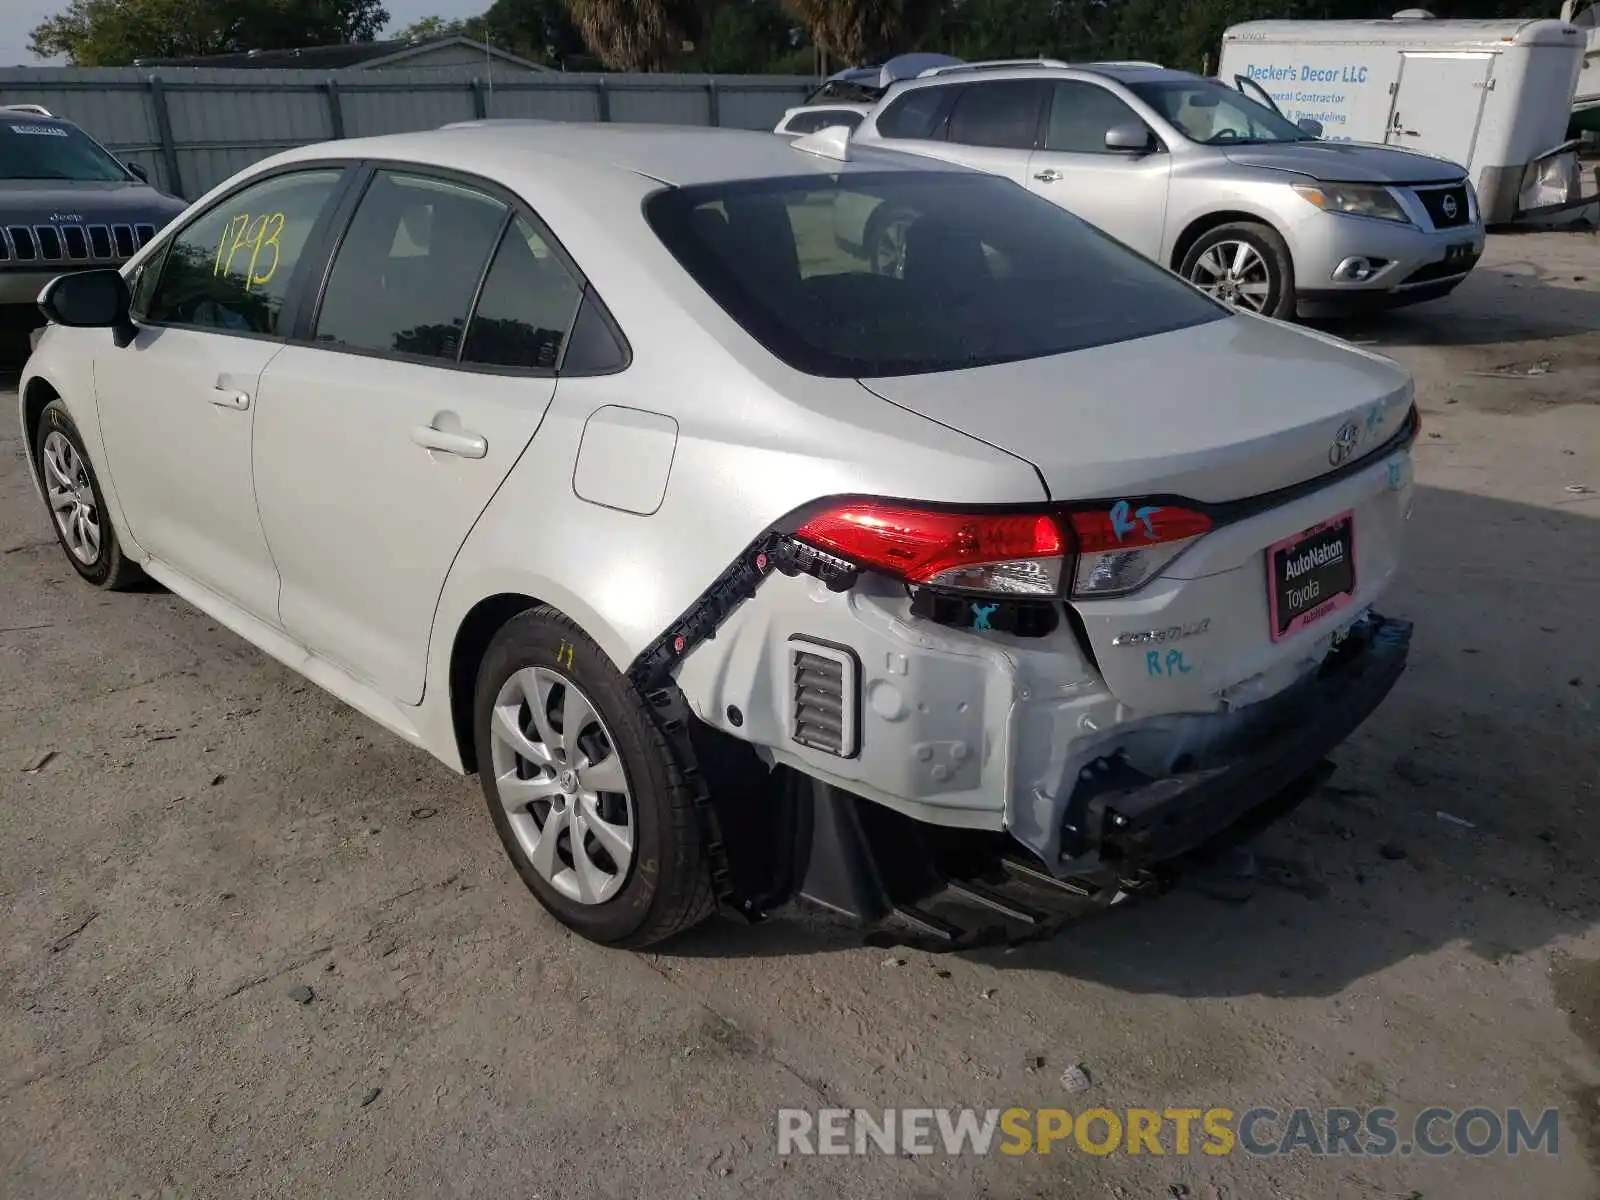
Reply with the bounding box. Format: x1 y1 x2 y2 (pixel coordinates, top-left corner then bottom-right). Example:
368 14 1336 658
1292 182 1411 224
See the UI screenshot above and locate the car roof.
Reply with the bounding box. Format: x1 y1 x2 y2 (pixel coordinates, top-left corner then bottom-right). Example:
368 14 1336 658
273 121 956 188
1 108 76 127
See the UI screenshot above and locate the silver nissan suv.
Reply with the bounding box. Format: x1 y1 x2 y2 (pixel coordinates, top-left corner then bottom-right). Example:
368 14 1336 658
849 61 1486 319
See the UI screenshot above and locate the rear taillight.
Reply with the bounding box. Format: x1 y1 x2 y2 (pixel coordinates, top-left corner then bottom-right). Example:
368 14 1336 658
794 503 1068 596
1068 502 1211 597
793 498 1213 600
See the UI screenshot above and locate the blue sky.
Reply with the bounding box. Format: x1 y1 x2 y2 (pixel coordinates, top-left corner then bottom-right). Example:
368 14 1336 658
0 0 483 66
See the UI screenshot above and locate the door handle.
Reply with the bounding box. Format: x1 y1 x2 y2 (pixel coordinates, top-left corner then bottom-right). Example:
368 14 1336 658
210 387 250 411
410 425 487 459
1033 168 1064 183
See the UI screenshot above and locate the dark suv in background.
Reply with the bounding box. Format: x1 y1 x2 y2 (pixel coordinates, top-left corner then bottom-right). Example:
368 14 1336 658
0 105 187 357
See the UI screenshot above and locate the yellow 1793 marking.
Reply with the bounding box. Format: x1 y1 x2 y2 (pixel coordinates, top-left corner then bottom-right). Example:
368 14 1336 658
555 641 575 670
213 211 288 289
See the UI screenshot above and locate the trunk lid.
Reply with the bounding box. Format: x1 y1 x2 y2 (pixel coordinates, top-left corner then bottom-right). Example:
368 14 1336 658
862 314 1416 716
859 314 1413 504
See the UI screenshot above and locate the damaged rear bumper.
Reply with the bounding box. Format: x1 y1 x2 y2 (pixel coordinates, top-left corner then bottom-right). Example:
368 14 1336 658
1059 611 1411 875
783 613 1411 945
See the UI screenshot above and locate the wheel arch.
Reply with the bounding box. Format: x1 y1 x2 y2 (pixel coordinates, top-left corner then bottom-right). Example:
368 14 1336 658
447 592 543 774
20 375 61 492
1169 209 1287 272
439 574 642 774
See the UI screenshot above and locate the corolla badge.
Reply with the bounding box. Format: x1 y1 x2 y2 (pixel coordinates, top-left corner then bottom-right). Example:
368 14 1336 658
49 212 84 224
1441 193 1458 220
1111 618 1211 648
1328 419 1360 466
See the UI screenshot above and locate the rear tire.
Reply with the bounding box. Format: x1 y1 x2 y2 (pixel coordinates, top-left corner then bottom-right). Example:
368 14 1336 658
473 606 715 948
1179 221 1296 320
33 400 144 590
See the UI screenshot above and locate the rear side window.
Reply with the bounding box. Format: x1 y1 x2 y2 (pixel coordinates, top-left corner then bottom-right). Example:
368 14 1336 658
145 169 343 336
1044 82 1146 154
461 215 583 370
644 172 1224 378
314 171 506 362
945 81 1045 149
875 88 949 140
783 109 864 135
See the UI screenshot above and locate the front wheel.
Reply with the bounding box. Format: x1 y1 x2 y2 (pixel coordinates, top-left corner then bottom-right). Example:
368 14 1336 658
473 607 715 947
33 399 144 589
1179 222 1296 319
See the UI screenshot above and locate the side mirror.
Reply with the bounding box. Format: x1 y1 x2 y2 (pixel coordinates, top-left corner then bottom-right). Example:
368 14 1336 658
1105 123 1155 153
126 161 150 183
38 269 137 348
1297 117 1324 138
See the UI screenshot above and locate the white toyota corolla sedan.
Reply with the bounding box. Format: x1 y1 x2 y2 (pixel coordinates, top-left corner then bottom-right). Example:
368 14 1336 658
19 122 1417 949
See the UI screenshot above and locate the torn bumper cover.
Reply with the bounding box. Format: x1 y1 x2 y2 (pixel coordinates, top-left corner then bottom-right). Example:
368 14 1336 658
1058 611 1411 876
783 612 1411 947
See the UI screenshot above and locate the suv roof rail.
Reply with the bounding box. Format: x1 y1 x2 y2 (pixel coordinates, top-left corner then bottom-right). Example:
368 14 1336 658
2 103 53 116
913 58 1168 80
916 58 1072 77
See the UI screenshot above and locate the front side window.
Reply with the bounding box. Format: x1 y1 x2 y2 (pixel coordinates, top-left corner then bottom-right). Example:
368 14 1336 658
461 215 584 370
145 169 343 336
1128 79 1313 145
645 171 1225 378
314 171 507 362
1045 82 1148 154
945 81 1045 149
0 119 130 182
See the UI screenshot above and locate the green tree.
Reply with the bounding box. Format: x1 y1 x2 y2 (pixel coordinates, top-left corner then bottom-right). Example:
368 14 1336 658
697 0 803 72
30 0 389 65
394 14 468 39
477 0 587 64
782 0 939 65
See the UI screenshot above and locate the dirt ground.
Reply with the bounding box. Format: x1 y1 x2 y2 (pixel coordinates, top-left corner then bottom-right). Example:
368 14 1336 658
2 229 1598 1200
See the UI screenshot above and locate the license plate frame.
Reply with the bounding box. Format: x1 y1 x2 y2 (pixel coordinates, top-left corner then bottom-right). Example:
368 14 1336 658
1268 511 1357 642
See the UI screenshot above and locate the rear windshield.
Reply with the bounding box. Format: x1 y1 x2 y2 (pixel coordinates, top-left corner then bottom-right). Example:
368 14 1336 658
644 171 1225 378
0 120 131 182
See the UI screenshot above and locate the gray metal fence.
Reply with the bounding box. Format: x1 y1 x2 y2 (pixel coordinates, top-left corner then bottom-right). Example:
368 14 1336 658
0 66 817 199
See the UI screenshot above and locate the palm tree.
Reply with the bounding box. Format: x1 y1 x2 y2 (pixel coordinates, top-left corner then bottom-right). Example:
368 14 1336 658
562 0 691 70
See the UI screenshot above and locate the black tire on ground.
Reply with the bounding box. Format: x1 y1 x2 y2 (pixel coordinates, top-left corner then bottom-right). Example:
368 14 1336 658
1179 221 1298 321
32 399 145 590
472 606 715 947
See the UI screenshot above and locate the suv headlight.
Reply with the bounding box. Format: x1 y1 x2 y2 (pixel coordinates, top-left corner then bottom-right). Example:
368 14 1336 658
1292 182 1412 224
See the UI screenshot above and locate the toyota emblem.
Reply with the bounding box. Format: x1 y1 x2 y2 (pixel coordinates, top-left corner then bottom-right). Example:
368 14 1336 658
1442 193 1458 219
1328 420 1360 466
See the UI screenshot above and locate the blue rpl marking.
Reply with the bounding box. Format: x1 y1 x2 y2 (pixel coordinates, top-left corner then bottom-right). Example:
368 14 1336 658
1146 649 1194 677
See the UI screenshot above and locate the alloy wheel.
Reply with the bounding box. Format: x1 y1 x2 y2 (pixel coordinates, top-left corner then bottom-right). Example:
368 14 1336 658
41 431 101 566
1189 240 1273 313
488 666 635 906
872 214 912 278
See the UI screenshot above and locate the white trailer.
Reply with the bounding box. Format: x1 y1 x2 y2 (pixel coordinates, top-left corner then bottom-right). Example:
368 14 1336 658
1219 12 1586 223
1562 0 1599 135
